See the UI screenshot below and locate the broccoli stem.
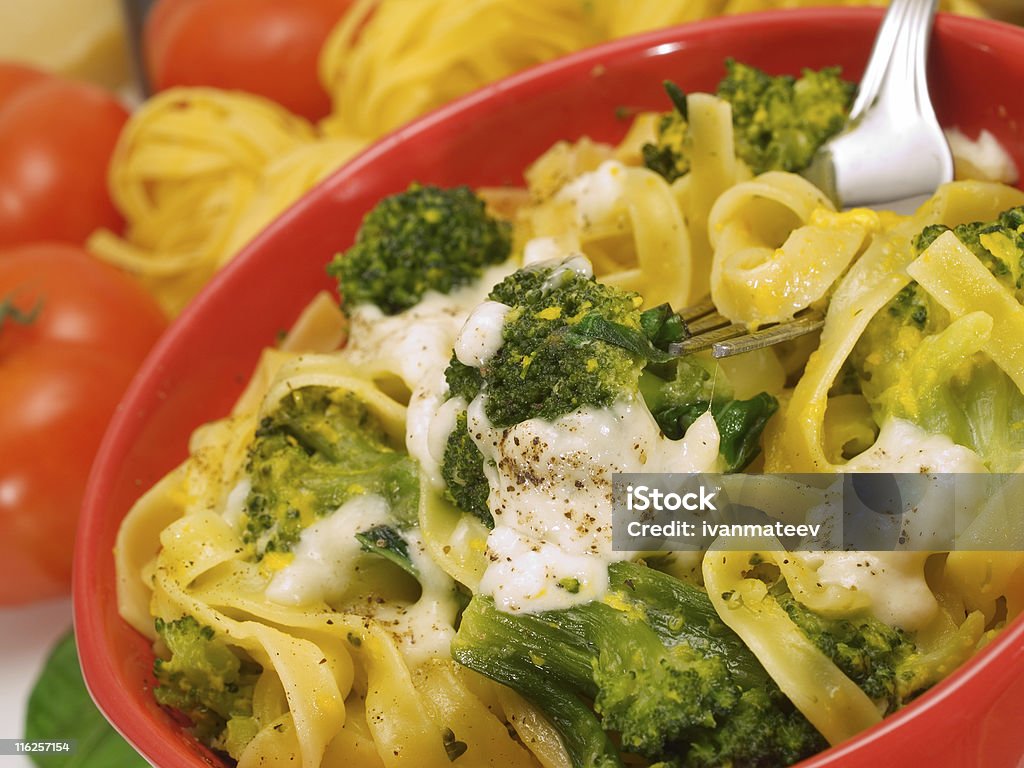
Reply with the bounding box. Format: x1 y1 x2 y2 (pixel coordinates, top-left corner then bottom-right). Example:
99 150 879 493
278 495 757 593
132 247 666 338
607 562 768 690
452 562 799 766
452 597 623 768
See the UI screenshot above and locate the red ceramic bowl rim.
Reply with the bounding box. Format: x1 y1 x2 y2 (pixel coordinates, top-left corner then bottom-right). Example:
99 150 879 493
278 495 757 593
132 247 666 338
75 7 1024 767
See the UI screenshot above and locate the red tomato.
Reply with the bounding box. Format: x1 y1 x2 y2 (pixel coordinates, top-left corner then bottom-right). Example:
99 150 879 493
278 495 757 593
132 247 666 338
0 62 51 104
0 243 166 361
145 0 354 121
0 76 128 247
0 74 128 249
0 244 166 605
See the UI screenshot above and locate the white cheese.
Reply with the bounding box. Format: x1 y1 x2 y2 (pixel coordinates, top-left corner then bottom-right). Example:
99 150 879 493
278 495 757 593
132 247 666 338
522 236 565 266
265 495 459 665
842 418 987 474
793 551 937 632
265 494 392 606
556 160 628 230
366 528 460 667
470 398 720 613
946 127 1019 185
455 300 512 367
343 261 514 389
341 260 516 486
799 418 990 631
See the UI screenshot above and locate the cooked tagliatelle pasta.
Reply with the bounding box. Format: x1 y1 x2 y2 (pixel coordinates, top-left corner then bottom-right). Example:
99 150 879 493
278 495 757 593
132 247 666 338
117 75 1024 768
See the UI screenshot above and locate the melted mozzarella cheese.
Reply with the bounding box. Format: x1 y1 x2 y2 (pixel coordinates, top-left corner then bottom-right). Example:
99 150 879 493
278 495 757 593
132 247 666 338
842 418 988 474
342 261 516 485
455 301 511 367
343 260 514 389
471 398 720 613
794 551 937 632
265 494 392 606
366 528 460 666
265 495 459 665
522 236 565 266
803 418 990 631
556 160 627 229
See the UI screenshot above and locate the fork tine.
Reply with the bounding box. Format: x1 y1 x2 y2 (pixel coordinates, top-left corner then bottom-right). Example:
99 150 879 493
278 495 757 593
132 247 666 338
679 296 716 323
709 310 825 358
685 310 732 335
669 295 825 359
669 322 750 355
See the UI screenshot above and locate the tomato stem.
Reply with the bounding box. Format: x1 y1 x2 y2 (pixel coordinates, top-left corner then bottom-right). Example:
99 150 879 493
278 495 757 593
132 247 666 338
0 294 43 330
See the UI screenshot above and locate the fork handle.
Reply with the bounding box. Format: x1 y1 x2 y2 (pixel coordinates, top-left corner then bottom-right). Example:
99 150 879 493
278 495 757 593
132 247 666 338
849 0 939 123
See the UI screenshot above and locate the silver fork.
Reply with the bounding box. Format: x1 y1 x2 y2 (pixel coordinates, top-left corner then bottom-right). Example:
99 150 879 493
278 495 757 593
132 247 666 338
669 300 826 358
683 0 950 359
803 0 952 213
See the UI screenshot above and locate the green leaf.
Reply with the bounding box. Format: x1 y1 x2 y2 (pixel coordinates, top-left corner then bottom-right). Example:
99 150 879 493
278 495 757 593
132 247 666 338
639 303 689 350
663 80 688 120
571 314 674 364
356 525 419 579
25 629 148 768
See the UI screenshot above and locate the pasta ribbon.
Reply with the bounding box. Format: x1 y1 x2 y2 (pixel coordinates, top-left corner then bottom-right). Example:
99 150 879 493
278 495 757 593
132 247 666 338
709 172 870 326
89 89 360 316
764 182 1024 472
419 481 489 591
907 230 1024 394
703 545 882 745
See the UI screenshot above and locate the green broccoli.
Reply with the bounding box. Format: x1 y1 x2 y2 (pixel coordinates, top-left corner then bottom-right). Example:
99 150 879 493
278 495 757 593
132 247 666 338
775 590 916 711
436 261 647 523
851 206 1024 471
243 386 418 556
440 411 493 527
153 616 260 759
641 81 691 183
915 206 1024 300
437 266 779 523
327 183 512 314
643 60 855 180
452 561 825 767
480 262 647 427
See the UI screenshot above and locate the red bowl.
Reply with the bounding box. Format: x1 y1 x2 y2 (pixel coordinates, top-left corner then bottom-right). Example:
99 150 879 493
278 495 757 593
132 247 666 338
75 8 1024 768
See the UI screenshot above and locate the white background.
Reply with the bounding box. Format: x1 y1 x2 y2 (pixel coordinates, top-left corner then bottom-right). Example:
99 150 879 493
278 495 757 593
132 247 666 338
0 598 73 768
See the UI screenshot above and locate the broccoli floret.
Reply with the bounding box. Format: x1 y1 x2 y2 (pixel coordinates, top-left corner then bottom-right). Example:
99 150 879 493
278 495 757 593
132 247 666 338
444 357 483 403
327 183 512 314
915 206 1024 300
243 386 418 556
641 82 690 183
643 61 854 181
437 268 778 522
886 282 932 330
437 261 646 522
721 60 854 175
474 262 647 427
685 687 826 768
776 591 916 710
441 411 493 527
852 206 1024 471
640 356 779 472
153 616 260 759
452 562 825 767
